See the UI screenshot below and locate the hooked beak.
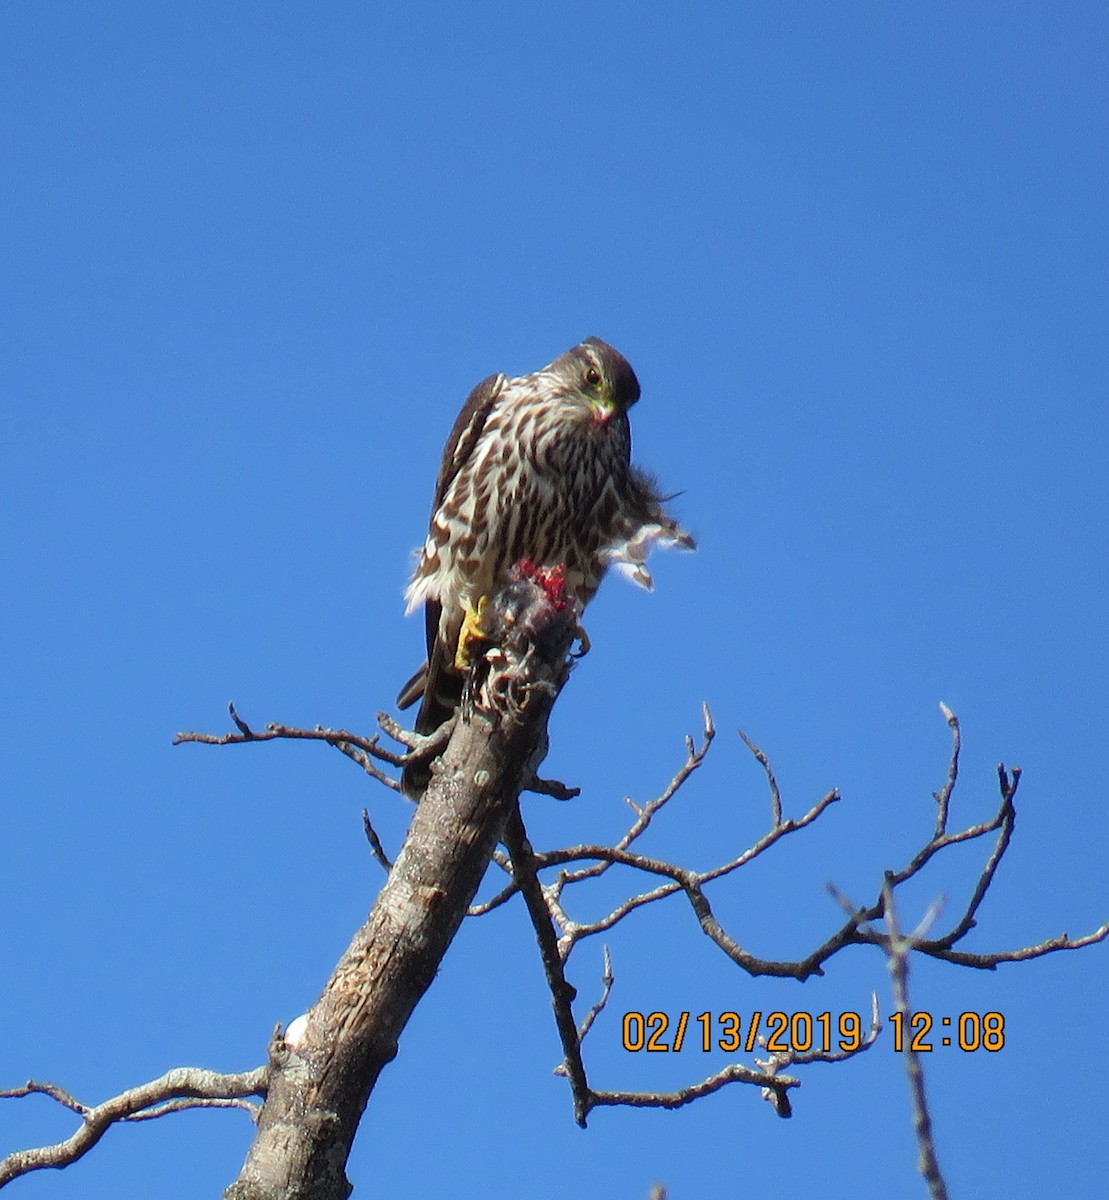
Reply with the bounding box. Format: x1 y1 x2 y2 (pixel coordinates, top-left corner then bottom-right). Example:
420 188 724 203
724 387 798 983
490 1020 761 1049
589 397 617 425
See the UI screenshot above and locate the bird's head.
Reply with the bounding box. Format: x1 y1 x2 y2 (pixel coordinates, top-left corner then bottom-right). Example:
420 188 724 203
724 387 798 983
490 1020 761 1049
546 336 641 425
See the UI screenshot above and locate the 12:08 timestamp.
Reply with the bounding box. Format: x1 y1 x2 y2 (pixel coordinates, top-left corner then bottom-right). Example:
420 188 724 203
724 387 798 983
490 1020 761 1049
890 1011 1005 1051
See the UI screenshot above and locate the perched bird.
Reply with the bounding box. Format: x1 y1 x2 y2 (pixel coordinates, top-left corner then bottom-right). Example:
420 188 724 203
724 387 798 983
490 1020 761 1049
397 336 692 795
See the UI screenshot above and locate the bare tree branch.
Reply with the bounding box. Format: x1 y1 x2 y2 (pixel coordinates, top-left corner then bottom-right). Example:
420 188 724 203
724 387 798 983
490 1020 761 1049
588 1062 799 1115
552 703 716 895
493 702 1106 1131
882 882 950 1200
539 785 841 970
10 662 1105 1195
574 944 614 1048
219 582 578 1200
468 705 717 922
176 704 396 762
502 804 594 1125
768 990 883 1069
174 705 408 790
529 710 1105 985
174 703 464 793
0 1067 266 1188
753 992 883 1118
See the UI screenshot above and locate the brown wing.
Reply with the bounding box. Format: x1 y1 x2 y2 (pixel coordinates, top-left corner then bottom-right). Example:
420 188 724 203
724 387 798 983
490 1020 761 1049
396 373 505 716
429 371 505 516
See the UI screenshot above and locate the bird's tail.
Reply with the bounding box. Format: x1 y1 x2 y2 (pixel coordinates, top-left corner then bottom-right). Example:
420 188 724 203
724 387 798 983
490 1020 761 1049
399 639 464 798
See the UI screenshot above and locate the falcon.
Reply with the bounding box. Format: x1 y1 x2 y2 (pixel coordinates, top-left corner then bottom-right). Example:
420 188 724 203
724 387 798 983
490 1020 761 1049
397 336 692 795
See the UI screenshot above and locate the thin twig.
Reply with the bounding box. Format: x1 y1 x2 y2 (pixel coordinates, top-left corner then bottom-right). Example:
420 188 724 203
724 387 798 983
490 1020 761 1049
467 879 520 917
753 992 882 1118
501 805 593 1125
758 991 884 1074
122 1096 260 1120
175 711 406 766
543 787 840 967
574 945 615 1047
883 881 950 1200
540 704 1104 989
333 740 402 789
933 702 960 837
589 1061 799 1114
737 726 783 827
361 809 393 871
920 767 1017 949
913 923 1109 968
551 705 715 895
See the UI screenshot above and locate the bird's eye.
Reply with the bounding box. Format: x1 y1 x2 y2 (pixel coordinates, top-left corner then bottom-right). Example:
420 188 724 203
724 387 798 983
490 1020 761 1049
585 367 602 389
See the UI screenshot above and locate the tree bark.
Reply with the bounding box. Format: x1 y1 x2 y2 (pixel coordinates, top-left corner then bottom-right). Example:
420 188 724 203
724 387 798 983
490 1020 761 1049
224 610 573 1200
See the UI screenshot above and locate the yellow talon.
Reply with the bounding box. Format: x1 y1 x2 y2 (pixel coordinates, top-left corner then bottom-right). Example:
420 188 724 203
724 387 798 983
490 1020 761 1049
454 596 488 670
573 622 591 658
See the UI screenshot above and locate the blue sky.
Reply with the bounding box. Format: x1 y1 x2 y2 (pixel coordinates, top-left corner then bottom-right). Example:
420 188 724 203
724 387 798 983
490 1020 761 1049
2 2 1106 1196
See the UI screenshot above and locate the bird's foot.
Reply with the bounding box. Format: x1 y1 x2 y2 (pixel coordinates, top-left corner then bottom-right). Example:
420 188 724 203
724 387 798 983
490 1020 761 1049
454 596 489 670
